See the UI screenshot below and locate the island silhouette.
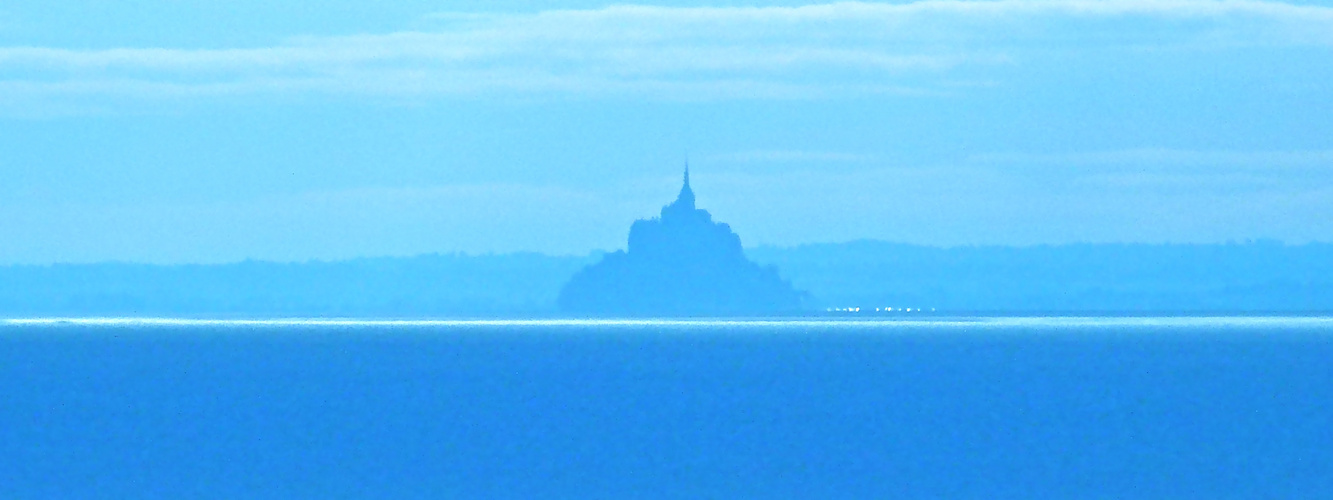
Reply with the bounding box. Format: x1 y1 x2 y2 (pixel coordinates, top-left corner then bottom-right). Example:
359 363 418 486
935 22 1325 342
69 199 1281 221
558 167 805 316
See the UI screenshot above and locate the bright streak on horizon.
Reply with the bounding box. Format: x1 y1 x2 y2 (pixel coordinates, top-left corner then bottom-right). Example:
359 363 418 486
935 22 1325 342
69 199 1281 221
2 316 1332 330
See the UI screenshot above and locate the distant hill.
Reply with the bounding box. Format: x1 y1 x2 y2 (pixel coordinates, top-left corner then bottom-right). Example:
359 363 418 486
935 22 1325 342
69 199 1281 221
0 253 594 318
748 240 1333 314
3 241 1332 317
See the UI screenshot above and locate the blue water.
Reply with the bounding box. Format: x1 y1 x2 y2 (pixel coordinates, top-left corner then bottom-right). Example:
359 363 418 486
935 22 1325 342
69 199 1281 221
2 318 1331 499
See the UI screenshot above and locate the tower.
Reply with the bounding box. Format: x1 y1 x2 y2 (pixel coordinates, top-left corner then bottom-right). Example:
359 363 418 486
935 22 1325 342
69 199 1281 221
675 163 696 210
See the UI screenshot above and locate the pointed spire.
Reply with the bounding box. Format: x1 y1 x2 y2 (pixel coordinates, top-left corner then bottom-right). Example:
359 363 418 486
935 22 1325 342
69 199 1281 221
675 161 695 210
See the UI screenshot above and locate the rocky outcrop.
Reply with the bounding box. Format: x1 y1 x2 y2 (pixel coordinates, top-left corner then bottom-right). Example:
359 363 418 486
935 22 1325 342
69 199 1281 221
558 168 804 316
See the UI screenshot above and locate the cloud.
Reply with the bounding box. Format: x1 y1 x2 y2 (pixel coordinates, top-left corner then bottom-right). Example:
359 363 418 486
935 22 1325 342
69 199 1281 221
1 0 1331 106
696 156 1333 247
955 148 1333 203
971 148 1333 169
0 182 631 264
708 150 875 163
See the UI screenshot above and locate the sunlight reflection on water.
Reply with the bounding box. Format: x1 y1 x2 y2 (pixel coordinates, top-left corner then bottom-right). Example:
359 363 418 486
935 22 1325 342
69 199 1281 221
4 316 1333 330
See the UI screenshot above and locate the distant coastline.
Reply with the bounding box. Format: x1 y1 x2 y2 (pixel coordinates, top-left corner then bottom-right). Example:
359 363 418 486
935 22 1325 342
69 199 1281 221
3 240 1332 318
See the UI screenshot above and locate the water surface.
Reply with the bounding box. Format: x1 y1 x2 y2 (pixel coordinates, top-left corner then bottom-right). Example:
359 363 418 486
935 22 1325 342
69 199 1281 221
2 317 1330 498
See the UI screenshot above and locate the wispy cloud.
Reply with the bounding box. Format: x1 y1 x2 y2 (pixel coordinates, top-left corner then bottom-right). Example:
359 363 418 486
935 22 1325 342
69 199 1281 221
0 182 631 263
2 0 1331 106
708 150 875 163
971 148 1333 168
963 148 1333 199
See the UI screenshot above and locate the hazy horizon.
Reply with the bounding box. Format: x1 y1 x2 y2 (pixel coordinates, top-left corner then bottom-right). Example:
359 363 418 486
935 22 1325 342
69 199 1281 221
4 0 1333 265
0 238 1316 267
6 4 1333 497
6 240 1330 316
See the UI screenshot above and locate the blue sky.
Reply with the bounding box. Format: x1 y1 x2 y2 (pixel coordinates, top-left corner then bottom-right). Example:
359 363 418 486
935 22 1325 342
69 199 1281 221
2 0 1331 263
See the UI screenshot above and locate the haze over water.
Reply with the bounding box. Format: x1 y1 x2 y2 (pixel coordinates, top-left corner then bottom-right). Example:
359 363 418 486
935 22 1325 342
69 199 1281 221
3 318 1330 498
5 0 1333 497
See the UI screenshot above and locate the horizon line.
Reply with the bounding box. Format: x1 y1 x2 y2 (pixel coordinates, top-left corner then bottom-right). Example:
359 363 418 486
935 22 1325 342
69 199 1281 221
4 316 1333 329
0 237 1319 267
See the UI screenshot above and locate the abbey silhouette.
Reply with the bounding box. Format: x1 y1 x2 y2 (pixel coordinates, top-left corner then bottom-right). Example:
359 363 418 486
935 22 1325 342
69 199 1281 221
558 167 804 316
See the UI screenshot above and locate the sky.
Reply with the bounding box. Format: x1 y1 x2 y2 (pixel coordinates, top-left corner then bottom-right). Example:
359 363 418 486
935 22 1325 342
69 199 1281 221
2 0 1332 264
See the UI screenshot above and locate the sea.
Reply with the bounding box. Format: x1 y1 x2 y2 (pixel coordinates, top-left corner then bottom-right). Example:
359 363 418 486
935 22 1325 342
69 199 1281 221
2 317 1331 499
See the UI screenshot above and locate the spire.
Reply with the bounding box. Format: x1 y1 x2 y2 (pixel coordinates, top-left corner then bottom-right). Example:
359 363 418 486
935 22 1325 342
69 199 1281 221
676 162 695 210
